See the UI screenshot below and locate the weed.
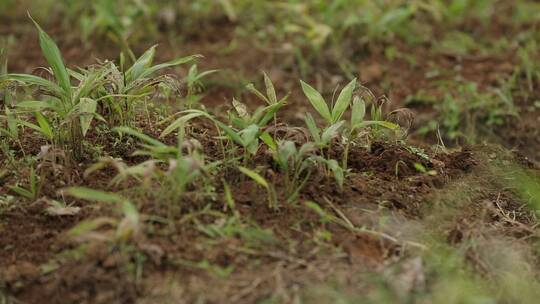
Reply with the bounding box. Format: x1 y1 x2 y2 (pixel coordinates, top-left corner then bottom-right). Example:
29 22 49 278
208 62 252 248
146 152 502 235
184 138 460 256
2 19 198 160
265 140 317 202
8 167 39 200
3 19 113 159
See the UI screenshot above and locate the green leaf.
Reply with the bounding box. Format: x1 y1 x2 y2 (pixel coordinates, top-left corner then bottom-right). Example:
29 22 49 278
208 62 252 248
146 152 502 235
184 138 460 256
332 78 356 123
213 120 244 146
300 80 332 123
7 73 64 96
246 83 269 104
64 187 125 204
259 132 277 151
74 66 111 101
35 112 53 141
122 200 139 224
30 16 71 96
326 159 344 189
355 120 399 130
5 107 18 138
240 124 260 147
79 97 97 136
304 113 321 143
321 121 345 145
222 180 235 210
126 45 156 83
238 167 269 189
232 98 249 118
263 71 277 104
68 217 116 237
114 126 166 147
9 186 34 199
161 112 205 138
277 141 296 171
138 54 202 80
257 101 285 127
305 201 332 222
351 96 366 127
16 100 51 110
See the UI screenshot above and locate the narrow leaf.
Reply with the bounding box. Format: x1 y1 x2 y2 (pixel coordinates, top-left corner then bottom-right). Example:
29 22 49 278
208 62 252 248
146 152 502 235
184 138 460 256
304 113 321 143
114 126 166 147
351 96 366 127
238 166 269 189
321 121 345 145
79 97 97 136
160 112 204 138
64 187 125 204
30 16 71 95
263 71 277 104
332 78 356 123
35 112 53 141
300 80 331 123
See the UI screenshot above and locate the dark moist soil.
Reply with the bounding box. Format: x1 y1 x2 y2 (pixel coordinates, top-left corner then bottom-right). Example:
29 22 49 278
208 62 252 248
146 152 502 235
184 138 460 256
3 129 536 303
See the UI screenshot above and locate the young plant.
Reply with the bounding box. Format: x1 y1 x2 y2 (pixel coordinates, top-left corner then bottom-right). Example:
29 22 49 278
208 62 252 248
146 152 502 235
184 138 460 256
299 79 354 186
99 46 200 126
64 187 141 244
246 71 289 126
3 19 111 159
185 64 218 108
114 125 212 200
161 98 285 164
262 136 317 202
300 78 356 127
0 107 20 143
342 96 398 170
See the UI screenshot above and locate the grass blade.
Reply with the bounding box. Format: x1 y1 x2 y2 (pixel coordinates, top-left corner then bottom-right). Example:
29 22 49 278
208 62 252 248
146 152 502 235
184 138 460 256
35 112 53 141
64 187 125 204
238 166 269 189
114 126 166 147
30 16 71 96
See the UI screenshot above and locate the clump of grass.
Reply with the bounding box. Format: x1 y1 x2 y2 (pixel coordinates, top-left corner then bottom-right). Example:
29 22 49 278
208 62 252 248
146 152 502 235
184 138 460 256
1 18 198 160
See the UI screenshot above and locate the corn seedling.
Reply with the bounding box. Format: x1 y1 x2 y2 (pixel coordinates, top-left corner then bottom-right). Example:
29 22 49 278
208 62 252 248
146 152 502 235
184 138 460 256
2 18 199 160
